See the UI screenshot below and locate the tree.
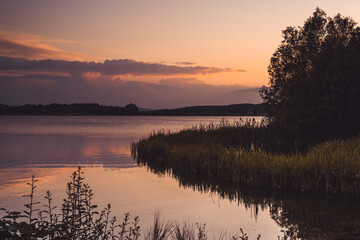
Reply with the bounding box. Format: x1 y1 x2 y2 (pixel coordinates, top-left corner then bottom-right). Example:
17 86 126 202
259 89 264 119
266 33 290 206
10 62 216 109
125 103 139 114
260 8 360 150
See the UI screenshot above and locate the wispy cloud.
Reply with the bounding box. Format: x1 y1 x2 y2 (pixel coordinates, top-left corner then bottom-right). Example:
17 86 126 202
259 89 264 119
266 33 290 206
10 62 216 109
0 29 78 44
158 77 200 86
173 61 196 65
0 38 87 61
0 30 88 61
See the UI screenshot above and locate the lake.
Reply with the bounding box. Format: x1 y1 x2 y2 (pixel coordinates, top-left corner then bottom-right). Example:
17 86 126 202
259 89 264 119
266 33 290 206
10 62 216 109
0 116 359 240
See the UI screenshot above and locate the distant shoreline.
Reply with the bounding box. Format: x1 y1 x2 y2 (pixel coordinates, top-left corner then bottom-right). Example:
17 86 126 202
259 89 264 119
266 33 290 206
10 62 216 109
0 103 266 116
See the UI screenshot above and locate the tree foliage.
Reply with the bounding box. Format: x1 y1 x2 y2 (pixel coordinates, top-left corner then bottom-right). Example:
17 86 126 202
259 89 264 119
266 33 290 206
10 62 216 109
260 8 360 150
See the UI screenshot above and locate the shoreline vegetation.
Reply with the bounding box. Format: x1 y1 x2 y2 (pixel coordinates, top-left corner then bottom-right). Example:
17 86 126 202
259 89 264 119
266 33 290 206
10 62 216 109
0 103 266 116
131 120 360 194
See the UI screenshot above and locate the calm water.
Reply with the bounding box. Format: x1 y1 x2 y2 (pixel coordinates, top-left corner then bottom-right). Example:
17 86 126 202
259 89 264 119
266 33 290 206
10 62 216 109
0 116 359 240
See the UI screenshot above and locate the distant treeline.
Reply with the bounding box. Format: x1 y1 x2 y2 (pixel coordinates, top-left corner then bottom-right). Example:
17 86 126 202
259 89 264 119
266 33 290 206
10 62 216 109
147 103 265 116
0 103 266 116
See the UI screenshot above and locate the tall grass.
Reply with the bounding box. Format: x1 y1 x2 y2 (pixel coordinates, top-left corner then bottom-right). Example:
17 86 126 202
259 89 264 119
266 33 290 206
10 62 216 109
131 122 360 194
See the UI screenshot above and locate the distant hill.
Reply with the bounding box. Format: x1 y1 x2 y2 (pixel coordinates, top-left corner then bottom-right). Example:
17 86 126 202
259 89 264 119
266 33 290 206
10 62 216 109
0 103 266 116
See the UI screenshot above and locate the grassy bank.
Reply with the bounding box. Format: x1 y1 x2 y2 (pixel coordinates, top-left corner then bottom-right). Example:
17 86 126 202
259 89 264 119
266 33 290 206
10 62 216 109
131 122 360 194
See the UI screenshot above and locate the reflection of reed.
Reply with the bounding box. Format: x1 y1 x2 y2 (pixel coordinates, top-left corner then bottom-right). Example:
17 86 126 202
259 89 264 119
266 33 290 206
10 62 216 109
138 156 360 239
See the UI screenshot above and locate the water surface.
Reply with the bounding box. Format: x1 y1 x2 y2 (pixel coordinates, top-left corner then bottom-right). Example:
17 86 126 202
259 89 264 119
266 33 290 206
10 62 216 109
0 116 359 239
0 116 280 239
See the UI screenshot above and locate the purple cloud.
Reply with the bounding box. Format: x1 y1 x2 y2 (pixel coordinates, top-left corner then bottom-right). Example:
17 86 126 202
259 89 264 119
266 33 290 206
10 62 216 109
0 56 236 76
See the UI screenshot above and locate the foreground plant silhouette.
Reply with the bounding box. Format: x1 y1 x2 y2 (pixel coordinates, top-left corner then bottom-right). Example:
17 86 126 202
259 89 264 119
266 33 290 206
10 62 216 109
0 167 277 240
0 167 141 239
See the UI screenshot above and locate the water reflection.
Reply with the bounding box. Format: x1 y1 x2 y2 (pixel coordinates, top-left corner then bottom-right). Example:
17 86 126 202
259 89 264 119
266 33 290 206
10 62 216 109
0 134 136 169
1 116 283 238
139 157 360 239
4 115 358 239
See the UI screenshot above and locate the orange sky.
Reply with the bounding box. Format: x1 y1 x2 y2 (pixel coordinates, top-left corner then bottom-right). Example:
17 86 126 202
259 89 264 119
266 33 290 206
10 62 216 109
0 0 359 107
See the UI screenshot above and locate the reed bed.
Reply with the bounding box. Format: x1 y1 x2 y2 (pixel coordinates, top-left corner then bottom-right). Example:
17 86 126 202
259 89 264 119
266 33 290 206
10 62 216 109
132 122 360 194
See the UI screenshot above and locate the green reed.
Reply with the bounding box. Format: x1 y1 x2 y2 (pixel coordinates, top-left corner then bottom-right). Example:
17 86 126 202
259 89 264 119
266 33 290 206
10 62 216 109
132 122 360 194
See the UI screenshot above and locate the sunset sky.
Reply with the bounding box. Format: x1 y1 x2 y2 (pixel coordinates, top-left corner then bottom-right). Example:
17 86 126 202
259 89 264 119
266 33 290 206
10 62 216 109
1 0 359 108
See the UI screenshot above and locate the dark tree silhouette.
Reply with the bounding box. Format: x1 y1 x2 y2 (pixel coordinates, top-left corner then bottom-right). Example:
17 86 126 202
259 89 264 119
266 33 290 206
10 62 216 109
125 103 139 113
260 8 360 150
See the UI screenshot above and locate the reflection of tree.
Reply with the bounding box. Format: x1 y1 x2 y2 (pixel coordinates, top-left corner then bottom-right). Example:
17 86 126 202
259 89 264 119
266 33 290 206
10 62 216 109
270 196 360 240
139 159 360 239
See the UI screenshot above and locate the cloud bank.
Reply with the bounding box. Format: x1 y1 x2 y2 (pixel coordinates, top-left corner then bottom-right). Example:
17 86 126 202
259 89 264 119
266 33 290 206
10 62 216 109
0 56 233 76
0 75 261 109
0 57 260 108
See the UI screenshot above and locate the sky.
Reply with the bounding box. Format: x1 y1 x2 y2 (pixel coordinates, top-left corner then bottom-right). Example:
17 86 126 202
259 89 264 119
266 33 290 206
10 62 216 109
0 0 359 108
